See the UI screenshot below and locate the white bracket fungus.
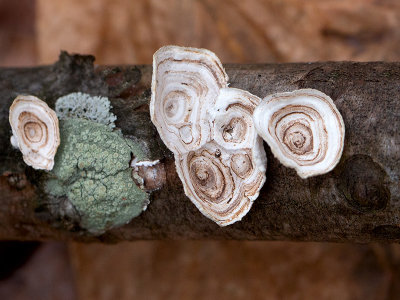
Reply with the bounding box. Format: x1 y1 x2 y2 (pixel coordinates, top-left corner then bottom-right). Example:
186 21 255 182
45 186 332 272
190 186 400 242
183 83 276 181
150 45 228 155
212 88 262 152
175 141 266 226
9 95 60 170
151 46 267 226
253 89 345 178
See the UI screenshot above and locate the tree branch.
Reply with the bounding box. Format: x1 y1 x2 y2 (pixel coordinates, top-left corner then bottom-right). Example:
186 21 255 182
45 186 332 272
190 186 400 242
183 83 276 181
0 52 399 242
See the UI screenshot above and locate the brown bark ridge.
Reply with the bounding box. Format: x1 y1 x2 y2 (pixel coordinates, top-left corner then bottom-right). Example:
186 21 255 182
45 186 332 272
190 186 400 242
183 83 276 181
0 52 399 242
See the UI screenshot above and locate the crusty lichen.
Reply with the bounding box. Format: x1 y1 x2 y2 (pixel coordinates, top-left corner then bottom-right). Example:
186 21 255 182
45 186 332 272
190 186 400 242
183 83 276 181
46 118 149 234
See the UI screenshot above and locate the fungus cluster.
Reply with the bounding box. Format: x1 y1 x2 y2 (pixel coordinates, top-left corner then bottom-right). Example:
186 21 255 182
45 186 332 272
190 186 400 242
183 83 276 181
151 45 345 226
151 46 267 226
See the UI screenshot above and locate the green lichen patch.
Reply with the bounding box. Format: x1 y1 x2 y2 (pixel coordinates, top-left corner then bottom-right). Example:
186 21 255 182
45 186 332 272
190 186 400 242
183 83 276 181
46 118 149 234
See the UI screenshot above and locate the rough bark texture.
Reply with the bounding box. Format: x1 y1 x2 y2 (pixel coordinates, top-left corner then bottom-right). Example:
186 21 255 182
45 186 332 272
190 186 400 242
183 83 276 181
0 53 399 242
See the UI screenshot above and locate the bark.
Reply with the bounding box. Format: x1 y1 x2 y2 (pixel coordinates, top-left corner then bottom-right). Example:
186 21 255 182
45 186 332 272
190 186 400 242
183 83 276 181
0 52 399 243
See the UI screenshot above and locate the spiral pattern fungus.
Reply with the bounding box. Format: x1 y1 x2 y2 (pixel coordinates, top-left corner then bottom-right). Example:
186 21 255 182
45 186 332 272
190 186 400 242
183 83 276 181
9 95 60 170
175 142 266 226
151 46 228 155
151 46 267 226
212 88 260 150
253 89 345 178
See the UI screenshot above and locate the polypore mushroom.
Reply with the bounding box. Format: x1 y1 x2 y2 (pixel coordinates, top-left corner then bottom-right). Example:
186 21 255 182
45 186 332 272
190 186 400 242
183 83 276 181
253 89 345 178
212 88 261 150
151 46 267 226
175 141 266 226
176 87 266 226
150 45 228 155
9 95 60 170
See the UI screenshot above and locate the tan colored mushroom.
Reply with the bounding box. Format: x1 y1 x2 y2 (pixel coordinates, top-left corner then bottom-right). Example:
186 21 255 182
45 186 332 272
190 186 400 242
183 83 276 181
175 141 266 226
253 89 345 178
150 45 228 155
9 95 60 170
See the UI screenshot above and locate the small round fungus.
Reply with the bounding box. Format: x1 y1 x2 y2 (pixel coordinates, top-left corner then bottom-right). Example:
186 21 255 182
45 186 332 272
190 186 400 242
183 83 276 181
55 92 117 128
9 95 60 170
253 89 345 178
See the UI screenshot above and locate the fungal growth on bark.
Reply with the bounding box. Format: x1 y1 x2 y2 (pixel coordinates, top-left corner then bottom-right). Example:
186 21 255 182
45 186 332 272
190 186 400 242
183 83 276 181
253 89 345 178
212 88 261 151
150 45 228 155
175 142 266 226
9 95 60 170
151 46 267 226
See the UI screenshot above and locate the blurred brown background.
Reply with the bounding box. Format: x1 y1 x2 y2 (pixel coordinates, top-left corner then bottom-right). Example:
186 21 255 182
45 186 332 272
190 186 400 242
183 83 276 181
1 0 400 299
